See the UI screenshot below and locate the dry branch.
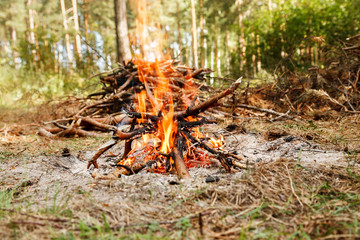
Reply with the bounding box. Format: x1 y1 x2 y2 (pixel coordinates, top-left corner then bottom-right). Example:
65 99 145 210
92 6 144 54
237 104 296 120
175 77 242 118
87 139 117 169
38 128 56 138
173 135 191 179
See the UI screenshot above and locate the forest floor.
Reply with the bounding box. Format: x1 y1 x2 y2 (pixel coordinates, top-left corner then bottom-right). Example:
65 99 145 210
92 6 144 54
0 107 360 239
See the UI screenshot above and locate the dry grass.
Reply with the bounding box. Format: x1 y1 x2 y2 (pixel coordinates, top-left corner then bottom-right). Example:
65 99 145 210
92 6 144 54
1 155 359 239
242 115 360 152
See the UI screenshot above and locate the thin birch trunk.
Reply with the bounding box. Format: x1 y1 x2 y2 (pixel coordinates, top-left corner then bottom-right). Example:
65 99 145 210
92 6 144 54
199 0 204 67
11 27 19 69
204 20 207 68
188 36 192 66
256 34 261 71
210 41 214 83
3 26 10 56
72 0 82 59
225 28 230 75
214 17 220 76
190 0 198 68
53 42 58 73
237 0 246 72
83 0 90 55
252 33 256 76
176 2 183 61
60 0 74 68
28 0 37 66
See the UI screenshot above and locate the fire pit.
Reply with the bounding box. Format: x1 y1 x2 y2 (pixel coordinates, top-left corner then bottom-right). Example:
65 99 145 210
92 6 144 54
87 59 244 179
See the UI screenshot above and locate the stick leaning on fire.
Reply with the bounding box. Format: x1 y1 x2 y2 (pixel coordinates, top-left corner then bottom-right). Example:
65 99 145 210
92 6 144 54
87 77 245 180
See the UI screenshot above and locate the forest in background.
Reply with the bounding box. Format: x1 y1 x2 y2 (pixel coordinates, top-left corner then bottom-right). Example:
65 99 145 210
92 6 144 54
0 0 359 107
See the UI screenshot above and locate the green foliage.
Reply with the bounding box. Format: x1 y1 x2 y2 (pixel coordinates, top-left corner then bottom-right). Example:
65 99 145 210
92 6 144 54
0 66 91 107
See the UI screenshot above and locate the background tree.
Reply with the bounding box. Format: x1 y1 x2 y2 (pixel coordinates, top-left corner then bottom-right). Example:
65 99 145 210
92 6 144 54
114 0 131 63
191 0 198 68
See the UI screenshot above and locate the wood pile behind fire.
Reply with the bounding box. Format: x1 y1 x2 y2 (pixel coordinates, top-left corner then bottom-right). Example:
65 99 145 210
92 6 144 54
39 59 245 179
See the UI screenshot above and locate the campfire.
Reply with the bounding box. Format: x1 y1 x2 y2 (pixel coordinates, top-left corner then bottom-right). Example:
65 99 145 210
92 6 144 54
86 59 244 179
38 1 246 179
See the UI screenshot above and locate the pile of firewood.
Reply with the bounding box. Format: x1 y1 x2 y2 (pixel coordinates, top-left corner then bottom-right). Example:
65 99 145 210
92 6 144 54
38 59 246 179
39 59 222 138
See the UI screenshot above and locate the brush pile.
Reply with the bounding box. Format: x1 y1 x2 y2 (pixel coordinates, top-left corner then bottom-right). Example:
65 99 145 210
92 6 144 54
239 34 360 120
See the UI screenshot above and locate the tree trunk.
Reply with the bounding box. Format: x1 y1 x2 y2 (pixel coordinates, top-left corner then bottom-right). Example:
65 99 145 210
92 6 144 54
199 0 204 67
210 40 214 83
60 0 74 69
114 0 131 63
190 0 198 68
204 29 207 68
188 36 192 66
314 43 319 66
83 0 90 55
268 0 272 26
42 17 49 50
225 28 230 75
176 2 182 61
280 23 285 59
53 42 59 73
3 26 10 57
256 34 261 72
27 0 37 66
252 33 256 76
214 17 220 76
237 0 246 72
72 0 82 59
11 27 19 69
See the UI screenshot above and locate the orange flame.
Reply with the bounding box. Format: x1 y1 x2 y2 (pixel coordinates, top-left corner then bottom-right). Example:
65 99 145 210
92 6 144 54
118 0 224 172
209 135 224 148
